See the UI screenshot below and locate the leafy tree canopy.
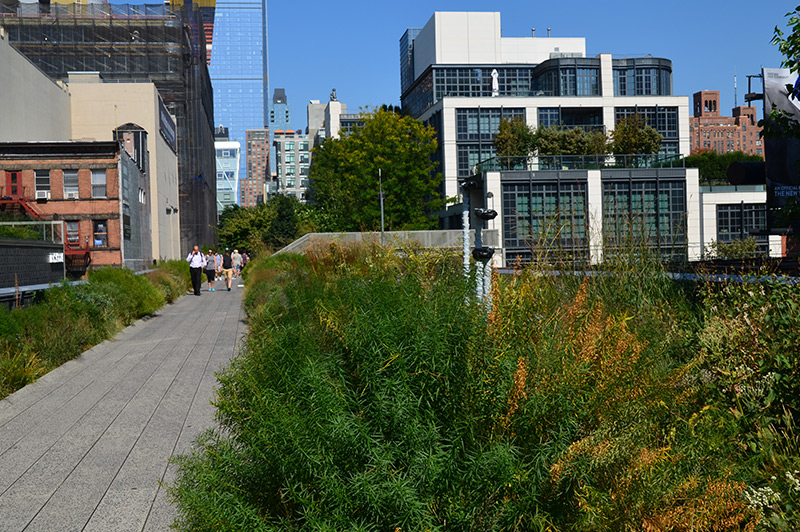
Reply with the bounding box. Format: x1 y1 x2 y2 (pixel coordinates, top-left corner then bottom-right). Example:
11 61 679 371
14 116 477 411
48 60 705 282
309 108 442 231
610 115 663 155
683 150 764 185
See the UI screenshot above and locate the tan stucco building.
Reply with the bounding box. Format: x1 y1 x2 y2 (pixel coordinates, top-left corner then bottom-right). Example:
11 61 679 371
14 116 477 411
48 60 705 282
69 73 180 260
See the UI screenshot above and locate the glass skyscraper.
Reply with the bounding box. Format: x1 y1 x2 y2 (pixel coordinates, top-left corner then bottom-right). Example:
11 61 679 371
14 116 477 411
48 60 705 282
208 0 268 193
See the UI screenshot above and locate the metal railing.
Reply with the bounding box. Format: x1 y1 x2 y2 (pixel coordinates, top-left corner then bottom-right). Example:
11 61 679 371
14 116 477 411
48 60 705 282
474 154 685 174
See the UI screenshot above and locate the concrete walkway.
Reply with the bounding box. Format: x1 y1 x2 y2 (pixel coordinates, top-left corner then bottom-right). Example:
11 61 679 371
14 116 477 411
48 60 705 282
0 282 246 532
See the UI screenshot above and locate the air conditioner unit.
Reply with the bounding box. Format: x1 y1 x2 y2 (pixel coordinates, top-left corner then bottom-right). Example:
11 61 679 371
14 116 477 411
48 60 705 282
35 190 50 200
67 192 79 199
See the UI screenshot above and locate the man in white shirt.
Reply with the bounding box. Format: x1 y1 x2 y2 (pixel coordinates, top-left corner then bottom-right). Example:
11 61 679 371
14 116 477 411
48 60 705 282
186 245 206 296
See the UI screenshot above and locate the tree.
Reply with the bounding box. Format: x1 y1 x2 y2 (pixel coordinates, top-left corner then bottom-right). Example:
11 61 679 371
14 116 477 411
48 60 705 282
495 117 536 168
610 115 662 156
683 150 763 185
263 194 298 250
309 108 442 231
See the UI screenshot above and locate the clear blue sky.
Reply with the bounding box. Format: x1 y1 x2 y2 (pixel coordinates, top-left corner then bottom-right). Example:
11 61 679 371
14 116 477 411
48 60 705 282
118 0 792 130
266 0 789 130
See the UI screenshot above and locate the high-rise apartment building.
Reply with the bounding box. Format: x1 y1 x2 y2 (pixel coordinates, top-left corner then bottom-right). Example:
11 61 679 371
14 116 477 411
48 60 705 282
2 0 217 254
243 129 270 206
689 90 763 156
273 130 310 201
215 139 241 215
208 0 268 187
400 12 691 200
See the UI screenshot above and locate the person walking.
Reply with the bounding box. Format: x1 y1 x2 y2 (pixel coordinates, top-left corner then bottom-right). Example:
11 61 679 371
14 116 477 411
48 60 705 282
186 245 206 296
214 249 223 281
241 251 249 272
221 249 234 291
232 249 242 277
204 249 217 291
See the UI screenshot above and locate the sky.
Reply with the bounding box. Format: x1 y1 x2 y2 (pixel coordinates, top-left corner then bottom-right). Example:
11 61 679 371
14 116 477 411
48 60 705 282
118 0 792 131
263 0 790 130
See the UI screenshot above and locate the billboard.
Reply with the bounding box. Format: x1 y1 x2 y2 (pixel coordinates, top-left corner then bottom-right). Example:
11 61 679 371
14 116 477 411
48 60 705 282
158 97 177 153
762 68 800 228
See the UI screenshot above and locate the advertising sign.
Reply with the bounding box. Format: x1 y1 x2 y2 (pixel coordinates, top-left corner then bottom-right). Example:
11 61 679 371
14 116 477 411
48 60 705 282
762 68 800 227
159 97 177 153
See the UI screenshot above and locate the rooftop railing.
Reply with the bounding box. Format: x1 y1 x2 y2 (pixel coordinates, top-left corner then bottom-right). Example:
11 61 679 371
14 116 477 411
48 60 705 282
473 153 686 174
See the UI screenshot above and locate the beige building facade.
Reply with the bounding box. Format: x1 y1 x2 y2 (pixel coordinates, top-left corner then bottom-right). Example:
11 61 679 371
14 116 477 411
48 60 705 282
0 27 71 142
69 73 180 260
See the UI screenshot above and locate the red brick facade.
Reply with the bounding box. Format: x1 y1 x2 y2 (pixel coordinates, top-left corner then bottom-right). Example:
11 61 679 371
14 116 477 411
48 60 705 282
242 129 269 207
689 90 763 156
0 141 151 271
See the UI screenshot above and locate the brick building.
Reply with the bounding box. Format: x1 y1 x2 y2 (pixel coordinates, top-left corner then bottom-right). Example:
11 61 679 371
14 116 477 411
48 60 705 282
0 141 151 274
243 129 270 207
689 90 763 156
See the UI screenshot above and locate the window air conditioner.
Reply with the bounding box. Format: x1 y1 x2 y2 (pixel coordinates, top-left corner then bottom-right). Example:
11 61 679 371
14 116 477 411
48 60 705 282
35 190 50 199
67 192 79 199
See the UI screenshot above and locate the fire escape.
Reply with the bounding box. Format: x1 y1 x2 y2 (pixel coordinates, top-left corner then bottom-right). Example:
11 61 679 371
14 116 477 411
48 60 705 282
0 183 91 277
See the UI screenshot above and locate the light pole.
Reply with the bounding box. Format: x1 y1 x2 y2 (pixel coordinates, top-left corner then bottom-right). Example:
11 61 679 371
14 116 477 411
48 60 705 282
379 168 385 245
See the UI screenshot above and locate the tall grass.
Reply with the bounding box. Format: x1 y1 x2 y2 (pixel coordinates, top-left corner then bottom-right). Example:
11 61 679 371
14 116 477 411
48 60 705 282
170 242 799 530
0 263 192 399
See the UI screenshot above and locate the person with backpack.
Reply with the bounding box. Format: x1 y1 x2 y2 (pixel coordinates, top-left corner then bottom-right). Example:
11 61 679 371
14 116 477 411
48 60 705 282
221 249 234 291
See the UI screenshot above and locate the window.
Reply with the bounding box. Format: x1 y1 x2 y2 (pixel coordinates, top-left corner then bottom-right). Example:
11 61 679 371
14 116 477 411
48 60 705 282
717 203 768 252
35 170 50 198
299 141 309 152
91 170 106 198
285 153 295 164
285 166 296 177
63 170 79 198
93 220 108 247
538 108 561 128
66 221 80 248
286 177 296 188
285 141 294 152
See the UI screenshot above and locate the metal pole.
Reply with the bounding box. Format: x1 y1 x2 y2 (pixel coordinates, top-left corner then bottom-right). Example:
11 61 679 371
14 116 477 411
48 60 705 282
379 168 385 245
462 189 470 277
475 224 483 300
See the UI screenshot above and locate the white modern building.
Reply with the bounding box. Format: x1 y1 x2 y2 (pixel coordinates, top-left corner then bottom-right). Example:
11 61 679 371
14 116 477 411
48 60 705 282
402 12 784 266
215 140 240 215
401 12 691 200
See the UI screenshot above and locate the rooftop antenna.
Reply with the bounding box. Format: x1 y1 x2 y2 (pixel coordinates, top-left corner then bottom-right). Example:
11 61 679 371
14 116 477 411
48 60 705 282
547 27 551 37
734 66 738 107
531 28 535 37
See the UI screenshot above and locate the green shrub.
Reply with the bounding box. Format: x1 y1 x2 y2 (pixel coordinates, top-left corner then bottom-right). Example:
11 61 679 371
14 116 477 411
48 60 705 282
171 243 799 530
0 262 190 399
88 267 165 324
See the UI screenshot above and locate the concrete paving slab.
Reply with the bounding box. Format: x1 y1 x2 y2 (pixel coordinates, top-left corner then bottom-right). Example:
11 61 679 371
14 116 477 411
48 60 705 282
0 284 246 532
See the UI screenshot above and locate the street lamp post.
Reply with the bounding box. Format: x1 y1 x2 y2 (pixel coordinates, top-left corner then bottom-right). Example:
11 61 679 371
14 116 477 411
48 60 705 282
379 168 385 245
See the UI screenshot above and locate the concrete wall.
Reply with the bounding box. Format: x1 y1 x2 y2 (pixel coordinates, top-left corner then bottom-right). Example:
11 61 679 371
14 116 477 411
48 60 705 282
276 230 500 256
412 12 586 79
69 75 180 261
0 239 64 289
0 28 71 142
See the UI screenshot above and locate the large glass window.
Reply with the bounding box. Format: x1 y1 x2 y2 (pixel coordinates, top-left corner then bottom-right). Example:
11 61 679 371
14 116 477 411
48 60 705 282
615 107 679 153
502 180 588 263
455 108 524 176
538 108 561 128
602 179 686 260
717 203 768 252
63 170 79 198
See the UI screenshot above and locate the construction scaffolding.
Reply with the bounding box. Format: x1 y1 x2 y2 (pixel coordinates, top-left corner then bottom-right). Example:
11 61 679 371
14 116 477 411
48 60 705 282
0 0 217 253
